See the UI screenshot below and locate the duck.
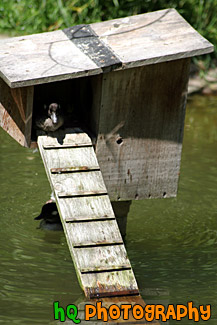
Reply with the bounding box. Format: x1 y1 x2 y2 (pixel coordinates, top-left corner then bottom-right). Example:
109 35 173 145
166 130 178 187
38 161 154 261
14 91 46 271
35 201 63 231
35 103 64 132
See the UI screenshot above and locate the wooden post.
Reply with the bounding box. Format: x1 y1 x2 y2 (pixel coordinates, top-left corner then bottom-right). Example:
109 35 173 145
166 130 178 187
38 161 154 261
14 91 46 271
111 201 132 238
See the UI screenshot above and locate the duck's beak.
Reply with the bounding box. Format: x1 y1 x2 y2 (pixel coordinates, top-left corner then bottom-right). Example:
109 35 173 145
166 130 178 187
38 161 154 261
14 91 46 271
34 214 43 220
51 112 57 124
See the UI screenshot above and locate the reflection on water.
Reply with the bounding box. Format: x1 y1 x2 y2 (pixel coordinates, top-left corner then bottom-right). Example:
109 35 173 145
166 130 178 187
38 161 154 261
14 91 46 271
0 95 217 324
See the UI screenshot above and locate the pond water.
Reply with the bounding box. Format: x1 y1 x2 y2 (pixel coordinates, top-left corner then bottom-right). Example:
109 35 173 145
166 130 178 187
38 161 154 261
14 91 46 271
0 95 217 324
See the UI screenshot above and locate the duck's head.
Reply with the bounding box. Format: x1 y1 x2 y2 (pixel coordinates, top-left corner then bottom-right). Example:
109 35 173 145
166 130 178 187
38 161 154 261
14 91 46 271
35 202 63 231
35 202 61 224
46 103 61 124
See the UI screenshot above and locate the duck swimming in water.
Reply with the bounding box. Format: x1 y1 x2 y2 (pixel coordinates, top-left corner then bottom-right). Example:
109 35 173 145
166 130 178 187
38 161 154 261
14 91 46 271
35 201 63 231
35 103 64 132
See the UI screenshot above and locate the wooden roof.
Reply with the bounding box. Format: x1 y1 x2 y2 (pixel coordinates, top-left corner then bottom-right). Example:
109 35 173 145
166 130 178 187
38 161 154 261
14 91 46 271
0 8 213 88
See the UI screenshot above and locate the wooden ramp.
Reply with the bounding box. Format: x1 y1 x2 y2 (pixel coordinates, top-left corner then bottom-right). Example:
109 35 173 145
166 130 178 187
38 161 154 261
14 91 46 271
37 128 139 299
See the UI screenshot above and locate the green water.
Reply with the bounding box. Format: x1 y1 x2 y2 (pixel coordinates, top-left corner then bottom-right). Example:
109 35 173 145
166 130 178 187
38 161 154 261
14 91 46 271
0 95 217 324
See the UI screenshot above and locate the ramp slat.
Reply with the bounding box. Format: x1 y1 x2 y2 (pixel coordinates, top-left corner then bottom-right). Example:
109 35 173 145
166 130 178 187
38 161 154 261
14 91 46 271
66 220 122 246
74 245 131 271
41 128 92 145
37 128 139 298
80 265 131 273
43 143 92 149
58 191 108 198
51 170 107 195
73 242 123 248
58 196 115 222
65 217 115 223
81 270 139 298
42 147 98 168
50 166 100 173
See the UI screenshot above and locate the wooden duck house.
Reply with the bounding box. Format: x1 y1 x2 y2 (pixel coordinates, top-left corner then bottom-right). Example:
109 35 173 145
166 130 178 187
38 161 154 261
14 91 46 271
0 8 213 201
0 9 213 299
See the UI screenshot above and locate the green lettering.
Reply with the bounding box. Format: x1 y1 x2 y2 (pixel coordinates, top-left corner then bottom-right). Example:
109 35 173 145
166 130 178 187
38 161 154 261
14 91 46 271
67 304 81 324
53 301 65 322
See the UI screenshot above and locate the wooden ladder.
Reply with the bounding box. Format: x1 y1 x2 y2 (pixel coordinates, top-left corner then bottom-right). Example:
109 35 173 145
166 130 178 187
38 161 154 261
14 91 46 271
37 128 139 299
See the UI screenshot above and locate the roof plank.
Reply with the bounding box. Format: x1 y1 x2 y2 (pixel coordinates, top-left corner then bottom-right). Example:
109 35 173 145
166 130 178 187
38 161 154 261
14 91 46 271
0 9 213 88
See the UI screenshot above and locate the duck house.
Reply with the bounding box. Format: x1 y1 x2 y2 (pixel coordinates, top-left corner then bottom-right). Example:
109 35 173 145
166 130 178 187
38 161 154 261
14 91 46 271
0 9 213 298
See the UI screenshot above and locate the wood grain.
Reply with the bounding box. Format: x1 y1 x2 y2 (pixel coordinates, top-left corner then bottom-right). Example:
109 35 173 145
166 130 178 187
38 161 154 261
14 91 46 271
0 30 100 87
58 196 115 222
44 147 98 168
52 171 107 196
95 58 190 200
91 8 213 68
74 245 130 271
66 220 123 247
81 270 139 298
0 78 33 146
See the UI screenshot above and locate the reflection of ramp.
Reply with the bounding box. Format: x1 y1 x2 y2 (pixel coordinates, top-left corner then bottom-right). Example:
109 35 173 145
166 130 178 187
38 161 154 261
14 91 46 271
37 128 138 298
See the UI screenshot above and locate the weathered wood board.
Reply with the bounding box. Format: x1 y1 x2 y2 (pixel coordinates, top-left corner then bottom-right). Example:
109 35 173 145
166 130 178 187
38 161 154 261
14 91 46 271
37 128 139 298
0 78 34 146
94 58 191 200
0 9 213 88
